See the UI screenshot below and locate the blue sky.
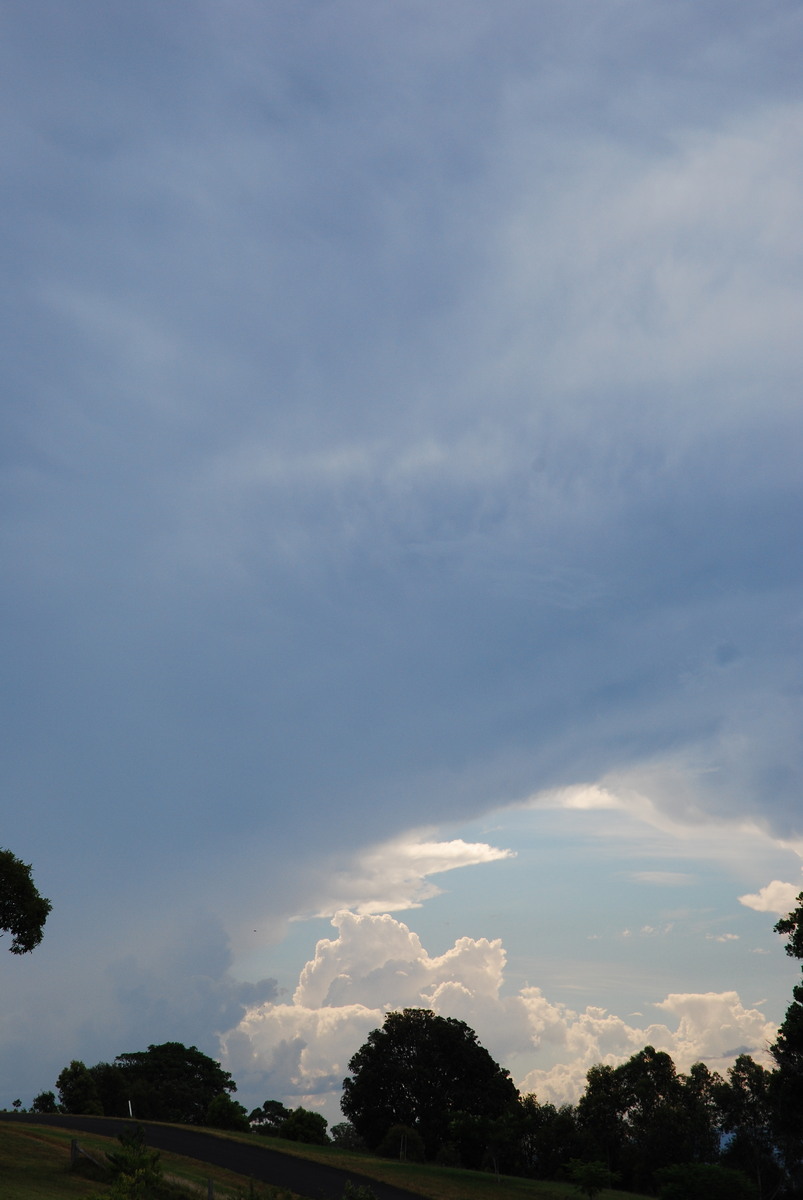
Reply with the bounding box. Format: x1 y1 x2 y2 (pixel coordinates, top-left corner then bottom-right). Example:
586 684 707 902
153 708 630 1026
2 0 802 1120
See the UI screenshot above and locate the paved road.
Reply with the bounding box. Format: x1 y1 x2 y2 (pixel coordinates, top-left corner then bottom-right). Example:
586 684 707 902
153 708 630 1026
0 1114 423 1200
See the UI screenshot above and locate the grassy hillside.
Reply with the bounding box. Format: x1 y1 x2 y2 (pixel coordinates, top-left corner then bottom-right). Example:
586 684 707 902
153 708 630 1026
0 1120 651 1200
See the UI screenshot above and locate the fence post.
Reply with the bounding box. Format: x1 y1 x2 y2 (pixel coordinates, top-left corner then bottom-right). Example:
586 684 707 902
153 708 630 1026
207 1177 214 1199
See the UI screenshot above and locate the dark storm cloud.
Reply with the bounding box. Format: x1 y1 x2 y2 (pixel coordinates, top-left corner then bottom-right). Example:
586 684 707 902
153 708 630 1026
1 0 801 1104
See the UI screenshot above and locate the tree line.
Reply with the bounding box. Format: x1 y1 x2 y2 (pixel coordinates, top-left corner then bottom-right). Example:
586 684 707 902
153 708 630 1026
16 859 803 1198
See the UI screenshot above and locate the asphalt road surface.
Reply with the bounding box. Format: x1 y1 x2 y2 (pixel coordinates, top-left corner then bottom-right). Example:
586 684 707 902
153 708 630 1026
0 1114 423 1200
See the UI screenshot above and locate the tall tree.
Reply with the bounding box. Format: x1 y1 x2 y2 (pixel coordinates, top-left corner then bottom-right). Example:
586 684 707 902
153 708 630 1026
0 848 51 954
771 892 803 1191
114 1042 238 1124
56 1060 103 1115
341 1008 518 1159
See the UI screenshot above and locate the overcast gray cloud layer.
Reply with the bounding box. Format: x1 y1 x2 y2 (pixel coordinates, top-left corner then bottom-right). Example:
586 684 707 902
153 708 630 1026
2 0 802 1105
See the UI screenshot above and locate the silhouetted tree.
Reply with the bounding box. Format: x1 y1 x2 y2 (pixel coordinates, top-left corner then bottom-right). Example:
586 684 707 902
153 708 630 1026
279 1106 329 1144
341 1008 518 1159
249 1099 291 1134
0 848 51 954
114 1042 237 1124
56 1060 103 1115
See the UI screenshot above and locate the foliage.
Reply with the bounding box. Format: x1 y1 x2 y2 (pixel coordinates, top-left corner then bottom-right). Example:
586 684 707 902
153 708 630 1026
654 1161 759 1199
0 847 51 954
330 1121 367 1150
104 1125 163 1198
278 1105 329 1144
576 1046 724 1192
56 1060 103 1115
772 892 803 1194
566 1158 616 1198
341 1007 519 1159
114 1041 238 1124
376 1123 425 1162
52 1041 240 1124
30 1089 58 1113
205 1091 250 1131
249 1099 291 1134
342 1183 378 1200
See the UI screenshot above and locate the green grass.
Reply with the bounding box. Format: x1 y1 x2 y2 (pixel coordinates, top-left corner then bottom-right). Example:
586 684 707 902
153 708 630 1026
0 1121 652 1200
0 1123 298 1199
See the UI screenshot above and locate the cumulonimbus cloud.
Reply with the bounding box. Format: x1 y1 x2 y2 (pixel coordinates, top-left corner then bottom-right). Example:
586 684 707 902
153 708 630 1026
219 911 777 1116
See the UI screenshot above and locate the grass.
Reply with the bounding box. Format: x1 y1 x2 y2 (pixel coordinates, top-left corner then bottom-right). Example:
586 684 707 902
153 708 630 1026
0 1121 652 1200
0 1122 298 1200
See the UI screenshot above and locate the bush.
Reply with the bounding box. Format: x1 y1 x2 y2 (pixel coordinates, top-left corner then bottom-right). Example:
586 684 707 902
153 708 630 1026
655 1162 759 1199
342 1183 378 1200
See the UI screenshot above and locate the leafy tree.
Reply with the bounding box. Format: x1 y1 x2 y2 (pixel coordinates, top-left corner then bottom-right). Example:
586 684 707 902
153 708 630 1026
523 1096 581 1179
56 1060 103 1115
0 847 51 954
278 1106 329 1144
576 1063 629 1173
283 1107 328 1145
330 1121 366 1150
566 1158 615 1198
205 1092 250 1131
31 1089 58 1113
771 892 803 1192
114 1042 237 1124
88 1061 129 1117
716 1054 780 1199
249 1099 291 1134
341 1008 518 1159
376 1124 425 1162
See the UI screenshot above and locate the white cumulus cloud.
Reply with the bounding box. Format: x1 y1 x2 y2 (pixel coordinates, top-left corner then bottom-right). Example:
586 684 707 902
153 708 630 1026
739 879 801 915
220 912 778 1118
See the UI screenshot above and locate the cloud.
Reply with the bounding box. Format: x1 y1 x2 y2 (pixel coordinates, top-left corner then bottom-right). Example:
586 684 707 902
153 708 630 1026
303 834 514 918
739 880 802 915
220 912 778 1116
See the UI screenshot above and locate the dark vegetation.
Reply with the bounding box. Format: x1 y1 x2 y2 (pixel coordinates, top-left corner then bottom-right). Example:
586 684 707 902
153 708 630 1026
0 846 51 954
21 894 803 1198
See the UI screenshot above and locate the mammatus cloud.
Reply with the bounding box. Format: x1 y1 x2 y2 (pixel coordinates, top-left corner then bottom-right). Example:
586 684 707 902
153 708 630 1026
739 880 802 915
219 912 777 1117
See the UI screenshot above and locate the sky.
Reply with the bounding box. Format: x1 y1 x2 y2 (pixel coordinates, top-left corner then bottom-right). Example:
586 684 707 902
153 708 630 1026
1 0 802 1123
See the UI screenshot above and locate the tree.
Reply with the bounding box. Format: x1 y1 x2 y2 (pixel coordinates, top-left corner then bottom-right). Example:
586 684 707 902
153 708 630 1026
113 1042 237 1124
771 893 803 1191
249 1099 291 1134
341 1008 519 1159
56 1060 103 1115
278 1106 329 1144
205 1092 250 1131
716 1054 780 1199
31 1090 58 1113
566 1158 615 1199
0 848 51 954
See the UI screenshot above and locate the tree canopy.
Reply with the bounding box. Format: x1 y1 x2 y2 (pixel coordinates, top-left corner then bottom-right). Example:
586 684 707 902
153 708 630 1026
55 1041 237 1125
341 1007 519 1159
0 847 51 954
